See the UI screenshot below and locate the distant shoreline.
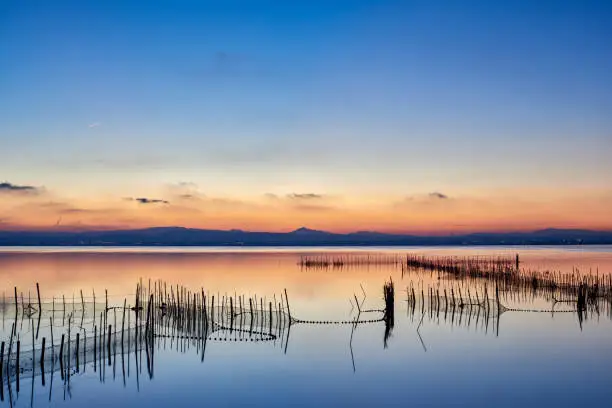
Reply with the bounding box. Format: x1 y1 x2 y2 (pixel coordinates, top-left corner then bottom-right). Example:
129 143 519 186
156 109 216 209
0 243 611 246
1 227 612 246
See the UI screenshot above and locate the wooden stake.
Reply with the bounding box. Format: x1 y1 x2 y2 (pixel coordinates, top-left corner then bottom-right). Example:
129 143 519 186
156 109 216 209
284 289 291 321
36 283 42 315
76 333 80 372
40 337 46 385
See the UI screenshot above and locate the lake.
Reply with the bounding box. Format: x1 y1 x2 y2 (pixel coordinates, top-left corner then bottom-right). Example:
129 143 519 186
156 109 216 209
0 246 611 407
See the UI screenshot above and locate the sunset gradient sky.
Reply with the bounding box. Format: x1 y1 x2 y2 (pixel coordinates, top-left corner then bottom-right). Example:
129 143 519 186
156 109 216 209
1 1 611 233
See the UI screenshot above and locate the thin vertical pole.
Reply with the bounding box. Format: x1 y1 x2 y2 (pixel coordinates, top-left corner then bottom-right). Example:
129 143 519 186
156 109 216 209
284 289 291 322
40 337 46 385
36 282 42 315
76 333 80 372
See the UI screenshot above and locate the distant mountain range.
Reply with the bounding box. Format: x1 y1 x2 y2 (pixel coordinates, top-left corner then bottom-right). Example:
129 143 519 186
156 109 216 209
1 227 612 246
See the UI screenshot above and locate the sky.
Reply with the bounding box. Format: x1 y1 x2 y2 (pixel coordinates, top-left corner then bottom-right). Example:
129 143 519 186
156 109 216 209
1 0 611 233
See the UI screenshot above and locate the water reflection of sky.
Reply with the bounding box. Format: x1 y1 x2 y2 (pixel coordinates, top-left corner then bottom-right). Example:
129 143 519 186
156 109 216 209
1 247 611 407
10 309 612 408
1 246 611 303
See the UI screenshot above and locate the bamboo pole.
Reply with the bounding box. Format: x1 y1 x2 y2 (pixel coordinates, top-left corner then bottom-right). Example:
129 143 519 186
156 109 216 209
284 289 291 322
76 333 80 372
36 282 42 315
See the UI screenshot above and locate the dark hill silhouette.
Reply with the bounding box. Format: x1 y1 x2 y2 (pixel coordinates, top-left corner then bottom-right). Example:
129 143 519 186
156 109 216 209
0 227 611 246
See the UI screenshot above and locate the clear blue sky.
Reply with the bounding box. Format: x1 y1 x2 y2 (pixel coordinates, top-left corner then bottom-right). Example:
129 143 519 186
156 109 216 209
1 0 611 231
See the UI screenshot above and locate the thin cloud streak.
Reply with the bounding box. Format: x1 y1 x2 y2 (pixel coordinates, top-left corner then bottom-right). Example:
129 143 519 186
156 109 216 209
0 181 41 194
287 193 324 200
125 197 170 205
429 192 449 200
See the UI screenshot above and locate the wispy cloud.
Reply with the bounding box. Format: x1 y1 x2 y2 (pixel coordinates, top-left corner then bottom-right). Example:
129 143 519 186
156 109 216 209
125 197 170 205
429 192 449 200
287 193 323 200
176 182 198 188
41 202 95 214
88 122 101 128
166 182 204 201
292 204 335 212
136 198 169 205
282 193 337 212
0 181 41 194
178 194 198 200
394 192 451 208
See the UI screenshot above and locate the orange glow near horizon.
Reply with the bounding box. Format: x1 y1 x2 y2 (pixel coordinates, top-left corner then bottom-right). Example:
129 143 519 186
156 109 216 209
1 188 611 234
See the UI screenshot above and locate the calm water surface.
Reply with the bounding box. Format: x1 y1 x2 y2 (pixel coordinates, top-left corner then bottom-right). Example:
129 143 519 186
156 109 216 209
0 246 611 407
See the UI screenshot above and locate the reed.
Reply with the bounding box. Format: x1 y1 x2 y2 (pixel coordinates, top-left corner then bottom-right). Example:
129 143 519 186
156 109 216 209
399 254 611 310
299 253 406 268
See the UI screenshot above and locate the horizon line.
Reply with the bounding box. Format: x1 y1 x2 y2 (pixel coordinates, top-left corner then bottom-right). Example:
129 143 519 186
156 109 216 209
2 225 612 236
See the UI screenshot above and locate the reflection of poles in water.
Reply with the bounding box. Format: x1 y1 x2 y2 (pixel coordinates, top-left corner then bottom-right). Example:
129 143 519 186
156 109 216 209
383 279 395 348
7 358 13 408
49 339 54 403
349 290 366 372
347 281 395 371
0 279 395 401
66 315 71 387
284 316 291 355
577 284 587 330
416 312 427 352
31 319 35 407
349 317 359 372
16 336 20 394
127 306 131 377
14 288 18 336
121 299 126 382
0 341 4 402
145 294 153 379
415 276 609 337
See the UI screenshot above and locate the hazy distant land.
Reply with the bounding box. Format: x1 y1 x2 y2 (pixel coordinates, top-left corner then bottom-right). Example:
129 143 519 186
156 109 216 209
1 227 611 246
